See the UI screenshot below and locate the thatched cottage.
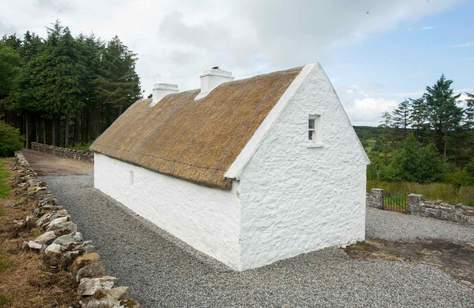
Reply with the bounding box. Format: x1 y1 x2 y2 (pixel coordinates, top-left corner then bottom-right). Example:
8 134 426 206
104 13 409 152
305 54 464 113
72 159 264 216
91 63 369 271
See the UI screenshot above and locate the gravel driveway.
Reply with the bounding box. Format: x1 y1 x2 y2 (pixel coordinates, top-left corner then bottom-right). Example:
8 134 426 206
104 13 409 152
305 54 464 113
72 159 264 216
367 207 474 243
41 173 474 307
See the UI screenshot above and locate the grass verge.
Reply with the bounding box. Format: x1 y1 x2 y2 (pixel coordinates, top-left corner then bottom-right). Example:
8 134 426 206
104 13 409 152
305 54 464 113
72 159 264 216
0 293 9 307
0 253 13 272
0 158 11 199
368 180 474 206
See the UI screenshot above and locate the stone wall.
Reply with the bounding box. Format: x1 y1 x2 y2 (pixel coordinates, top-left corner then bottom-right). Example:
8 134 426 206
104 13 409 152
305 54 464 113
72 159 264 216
13 151 138 307
408 193 474 225
367 188 474 226
31 142 93 162
366 189 384 209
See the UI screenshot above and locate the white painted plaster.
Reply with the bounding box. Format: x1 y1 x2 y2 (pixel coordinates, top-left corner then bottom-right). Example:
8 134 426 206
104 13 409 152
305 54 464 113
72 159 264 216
195 67 234 100
93 153 242 270
94 63 368 271
238 64 368 270
151 83 179 106
225 64 315 180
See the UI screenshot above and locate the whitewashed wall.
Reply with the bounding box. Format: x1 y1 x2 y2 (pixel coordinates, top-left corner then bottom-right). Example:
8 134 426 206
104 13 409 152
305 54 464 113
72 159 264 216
93 153 242 270
238 64 367 270
94 64 367 271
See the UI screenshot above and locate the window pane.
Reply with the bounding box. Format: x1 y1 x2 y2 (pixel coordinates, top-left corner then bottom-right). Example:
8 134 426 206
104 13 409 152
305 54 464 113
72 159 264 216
308 119 315 129
308 130 314 140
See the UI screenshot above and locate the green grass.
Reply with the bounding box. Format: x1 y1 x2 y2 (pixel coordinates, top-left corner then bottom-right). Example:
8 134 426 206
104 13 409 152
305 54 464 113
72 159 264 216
368 180 474 206
69 142 92 152
0 294 9 307
0 253 13 273
0 159 11 199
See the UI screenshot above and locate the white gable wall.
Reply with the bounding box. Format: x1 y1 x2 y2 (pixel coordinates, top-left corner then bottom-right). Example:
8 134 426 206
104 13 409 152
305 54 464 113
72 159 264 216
93 63 367 271
238 64 367 270
93 153 242 270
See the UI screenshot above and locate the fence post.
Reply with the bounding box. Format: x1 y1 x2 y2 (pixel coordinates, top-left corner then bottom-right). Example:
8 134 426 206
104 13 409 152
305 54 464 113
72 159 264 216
408 193 423 215
371 188 384 209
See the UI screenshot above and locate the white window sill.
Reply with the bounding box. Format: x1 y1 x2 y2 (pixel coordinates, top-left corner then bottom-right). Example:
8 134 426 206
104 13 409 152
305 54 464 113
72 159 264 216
304 142 324 148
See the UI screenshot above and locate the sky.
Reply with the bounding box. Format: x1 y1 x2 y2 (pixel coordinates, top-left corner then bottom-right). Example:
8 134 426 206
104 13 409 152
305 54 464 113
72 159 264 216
1 0 473 126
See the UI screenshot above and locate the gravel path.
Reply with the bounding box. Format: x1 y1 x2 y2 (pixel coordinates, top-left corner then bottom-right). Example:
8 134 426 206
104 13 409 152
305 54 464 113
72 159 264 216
42 174 474 307
367 207 474 243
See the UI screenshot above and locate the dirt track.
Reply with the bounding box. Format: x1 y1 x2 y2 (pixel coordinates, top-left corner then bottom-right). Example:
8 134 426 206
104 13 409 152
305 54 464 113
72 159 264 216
22 149 92 176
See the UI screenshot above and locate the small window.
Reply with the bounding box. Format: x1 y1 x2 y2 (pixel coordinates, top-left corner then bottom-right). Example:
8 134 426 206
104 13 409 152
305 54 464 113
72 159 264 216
308 114 320 142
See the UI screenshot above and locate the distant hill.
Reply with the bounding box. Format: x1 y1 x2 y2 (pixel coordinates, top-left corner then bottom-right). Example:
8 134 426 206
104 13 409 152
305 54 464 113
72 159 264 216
353 126 385 141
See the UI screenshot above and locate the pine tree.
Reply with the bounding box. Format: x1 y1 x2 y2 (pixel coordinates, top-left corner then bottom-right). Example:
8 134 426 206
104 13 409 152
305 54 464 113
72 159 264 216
409 97 427 131
465 93 474 130
424 75 463 159
0 22 142 147
0 45 21 100
391 99 412 138
33 22 86 146
95 36 141 131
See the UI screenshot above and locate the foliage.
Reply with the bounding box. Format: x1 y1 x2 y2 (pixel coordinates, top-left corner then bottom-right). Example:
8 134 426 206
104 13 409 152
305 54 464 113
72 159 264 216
358 75 474 207
69 142 91 152
0 21 141 147
391 99 411 131
466 159 474 177
0 253 13 272
0 158 12 198
0 293 8 306
0 45 21 100
367 180 474 206
366 134 445 183
465 93 474 130
424 75 463 158
443 169 474 187
0 121 23 157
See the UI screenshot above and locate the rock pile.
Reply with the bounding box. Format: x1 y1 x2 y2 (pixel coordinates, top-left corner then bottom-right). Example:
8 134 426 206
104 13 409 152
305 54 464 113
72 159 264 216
13 151 138 308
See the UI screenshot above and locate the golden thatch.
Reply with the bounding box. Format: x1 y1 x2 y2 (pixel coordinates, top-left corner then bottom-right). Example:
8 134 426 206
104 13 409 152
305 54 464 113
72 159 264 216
91 67 302 189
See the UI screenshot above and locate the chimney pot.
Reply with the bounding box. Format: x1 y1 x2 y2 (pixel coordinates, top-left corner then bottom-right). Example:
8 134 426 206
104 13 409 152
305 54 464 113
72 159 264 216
195 67 233 100
151 83 179 106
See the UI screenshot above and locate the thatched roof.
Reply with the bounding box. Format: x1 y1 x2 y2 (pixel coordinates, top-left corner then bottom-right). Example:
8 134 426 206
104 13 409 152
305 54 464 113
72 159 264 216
91 67 302 189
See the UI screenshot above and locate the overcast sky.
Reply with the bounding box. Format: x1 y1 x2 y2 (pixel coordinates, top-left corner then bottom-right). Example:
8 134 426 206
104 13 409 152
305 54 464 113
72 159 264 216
1 0 473 126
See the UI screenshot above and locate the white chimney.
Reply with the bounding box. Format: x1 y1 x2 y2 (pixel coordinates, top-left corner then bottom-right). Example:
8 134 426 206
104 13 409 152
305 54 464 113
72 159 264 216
195 66 234 100
151 83 179 106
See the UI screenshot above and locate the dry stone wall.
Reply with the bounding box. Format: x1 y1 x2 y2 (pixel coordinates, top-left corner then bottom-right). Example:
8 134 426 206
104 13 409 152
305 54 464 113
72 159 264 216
367 188 474 226
408 194 474 225
31 142 93 162
13 151 138 307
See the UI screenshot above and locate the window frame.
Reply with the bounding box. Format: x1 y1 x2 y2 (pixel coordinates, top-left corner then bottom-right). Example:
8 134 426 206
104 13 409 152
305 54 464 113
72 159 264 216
308 114 320 142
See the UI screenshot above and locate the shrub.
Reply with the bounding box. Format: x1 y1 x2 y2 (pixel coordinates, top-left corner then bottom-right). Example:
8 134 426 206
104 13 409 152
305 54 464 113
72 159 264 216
0 121 23 157
466 159 474 178
385 136 444 183
444 170 474 187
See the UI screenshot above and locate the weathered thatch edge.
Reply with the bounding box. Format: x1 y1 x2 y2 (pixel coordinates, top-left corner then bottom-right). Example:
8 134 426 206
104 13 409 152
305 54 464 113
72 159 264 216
12 151 139 307
225 64 315 179
91 67 302 189
92 151 233 190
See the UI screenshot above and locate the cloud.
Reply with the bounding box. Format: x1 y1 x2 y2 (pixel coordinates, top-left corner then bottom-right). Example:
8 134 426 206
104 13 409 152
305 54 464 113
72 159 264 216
345 97 399 126
420 25 436 31
337 84 399 126
451 41 474 48
0 0 460 125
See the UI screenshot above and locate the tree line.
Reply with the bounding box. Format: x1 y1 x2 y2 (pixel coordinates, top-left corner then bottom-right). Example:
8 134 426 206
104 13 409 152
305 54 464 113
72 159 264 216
365 75 474 185
0 21 142 148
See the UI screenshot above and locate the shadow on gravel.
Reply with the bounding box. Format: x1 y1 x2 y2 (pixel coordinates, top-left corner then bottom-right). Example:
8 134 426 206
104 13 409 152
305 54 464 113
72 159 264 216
345 239 474 289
